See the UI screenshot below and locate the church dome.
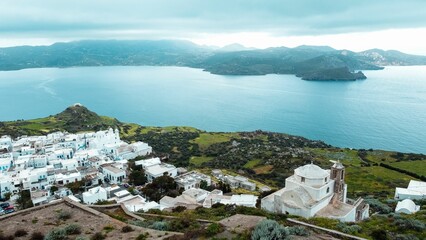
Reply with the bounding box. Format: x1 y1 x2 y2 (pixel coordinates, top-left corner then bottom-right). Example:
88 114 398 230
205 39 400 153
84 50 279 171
294 163 329 179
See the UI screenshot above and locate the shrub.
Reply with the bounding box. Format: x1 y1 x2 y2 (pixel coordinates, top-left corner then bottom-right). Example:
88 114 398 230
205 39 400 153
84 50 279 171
395 234 419 240
172 206 187 213
44 228 67 240
64 224 82 235
103 224 114 233
364 198 392 214
57 210 72 220
205 223 224 237
394 218 425 232
14 229 28 237
0 233 15 240
151 221 169 231
371 229 388 240
29 232 44 240
121 225 134 233
251 219 290 240
336 222 362 234
288 226 309 236
135 233 149 240
75 237 89 240
90 232 105 240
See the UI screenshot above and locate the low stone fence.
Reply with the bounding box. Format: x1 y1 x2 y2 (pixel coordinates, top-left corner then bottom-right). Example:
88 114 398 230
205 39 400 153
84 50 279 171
286 218 367 240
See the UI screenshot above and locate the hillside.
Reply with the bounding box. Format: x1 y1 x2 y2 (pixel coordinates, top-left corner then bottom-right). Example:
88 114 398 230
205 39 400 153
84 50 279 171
0 104 121 138
1 106 425 197
1 40 426 80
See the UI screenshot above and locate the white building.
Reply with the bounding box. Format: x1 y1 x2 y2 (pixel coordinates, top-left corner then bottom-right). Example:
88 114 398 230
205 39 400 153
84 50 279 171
135 157 161 168
261 162 369 222
175 171 211 190
395 199 420 214
395 180 426 200
83 186 108 204
145 163 177 182
101 165 126 184
118 195 161 212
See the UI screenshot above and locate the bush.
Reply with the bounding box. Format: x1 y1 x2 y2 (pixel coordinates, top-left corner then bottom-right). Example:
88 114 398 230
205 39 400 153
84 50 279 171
90 232 105 240
44 228 67 240
394 218 425 232
205 223 224 237
64 224 82 235
151 221 169 231
57 210 72 220
336 222 362 234
172 206 187 213
395 234 419 240
251 219 290 240
135 233 149 240
75 237 88 240
371 229 388 240
14 229 28 237
364 198 392 214
121 225 134 233
0 233 15 240
30 232 44 240
288 226 309 236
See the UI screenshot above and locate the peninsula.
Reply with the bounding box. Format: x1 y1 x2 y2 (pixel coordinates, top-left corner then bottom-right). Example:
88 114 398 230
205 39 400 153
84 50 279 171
1 40 426 80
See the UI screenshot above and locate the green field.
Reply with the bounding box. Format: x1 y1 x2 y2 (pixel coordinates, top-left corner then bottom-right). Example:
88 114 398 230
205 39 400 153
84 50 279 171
390 160 426 177
243 159 262 169
191 132 239 150
345 166 417 196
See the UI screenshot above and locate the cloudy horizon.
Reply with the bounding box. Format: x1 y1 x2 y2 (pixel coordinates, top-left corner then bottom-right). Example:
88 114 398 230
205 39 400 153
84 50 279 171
1 0 426 54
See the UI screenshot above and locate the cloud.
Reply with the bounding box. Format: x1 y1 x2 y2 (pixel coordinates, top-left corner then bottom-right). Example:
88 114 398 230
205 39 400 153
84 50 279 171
0 0 425 50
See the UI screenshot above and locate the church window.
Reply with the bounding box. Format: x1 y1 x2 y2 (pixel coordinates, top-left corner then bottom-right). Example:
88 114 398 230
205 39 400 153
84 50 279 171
326 187 330 193
341 170 344 179
301 177 305 183
325 177 327 182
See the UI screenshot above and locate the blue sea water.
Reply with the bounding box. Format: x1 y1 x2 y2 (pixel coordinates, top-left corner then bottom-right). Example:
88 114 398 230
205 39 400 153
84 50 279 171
0 66 425 153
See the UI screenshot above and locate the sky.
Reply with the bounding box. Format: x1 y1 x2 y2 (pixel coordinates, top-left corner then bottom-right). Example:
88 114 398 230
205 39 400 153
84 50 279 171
0 0 426 54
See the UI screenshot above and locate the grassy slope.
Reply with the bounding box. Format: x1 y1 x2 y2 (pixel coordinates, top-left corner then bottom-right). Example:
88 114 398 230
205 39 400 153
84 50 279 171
2 106 425 197
2 106 426 239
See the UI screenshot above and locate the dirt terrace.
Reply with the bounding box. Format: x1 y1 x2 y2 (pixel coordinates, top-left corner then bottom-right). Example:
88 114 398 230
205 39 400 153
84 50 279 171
0 199 180 240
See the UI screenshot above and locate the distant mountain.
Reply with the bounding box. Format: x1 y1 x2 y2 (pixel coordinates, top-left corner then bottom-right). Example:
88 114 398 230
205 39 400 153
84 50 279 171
357 49 426 66
217 43 257 52
0 40 425 80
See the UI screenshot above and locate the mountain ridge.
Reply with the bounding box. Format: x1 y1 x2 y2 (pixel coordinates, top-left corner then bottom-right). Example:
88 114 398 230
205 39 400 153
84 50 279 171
1 40 425 80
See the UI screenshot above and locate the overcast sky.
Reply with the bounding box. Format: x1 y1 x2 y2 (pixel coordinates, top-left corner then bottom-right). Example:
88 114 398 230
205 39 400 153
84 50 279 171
1 0 426 54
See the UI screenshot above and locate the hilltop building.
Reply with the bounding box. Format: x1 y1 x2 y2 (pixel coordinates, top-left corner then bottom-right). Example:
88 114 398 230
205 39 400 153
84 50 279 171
261 161 369 222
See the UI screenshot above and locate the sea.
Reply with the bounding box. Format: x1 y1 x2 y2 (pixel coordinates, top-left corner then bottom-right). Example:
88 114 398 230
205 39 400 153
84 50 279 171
0 66 425 153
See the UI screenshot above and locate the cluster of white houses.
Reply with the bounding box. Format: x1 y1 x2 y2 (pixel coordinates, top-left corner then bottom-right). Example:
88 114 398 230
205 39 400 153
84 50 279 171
4 129 423 222
0 128 152 202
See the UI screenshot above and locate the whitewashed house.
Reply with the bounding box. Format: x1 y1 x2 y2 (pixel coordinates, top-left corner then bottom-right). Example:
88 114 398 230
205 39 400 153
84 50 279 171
395 199 420 214
395 180 426 200
145 164 177 182
175 171 211 190
101 164 126 184
83 186 108 204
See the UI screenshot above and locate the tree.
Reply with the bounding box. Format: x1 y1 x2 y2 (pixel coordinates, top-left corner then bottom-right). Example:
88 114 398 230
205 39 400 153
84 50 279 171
200 180 208 190
141 173 177 201
16 189 34 210
128 169 147 186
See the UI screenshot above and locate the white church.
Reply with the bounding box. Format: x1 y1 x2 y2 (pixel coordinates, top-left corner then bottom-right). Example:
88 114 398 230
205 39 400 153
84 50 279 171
261 161 369 222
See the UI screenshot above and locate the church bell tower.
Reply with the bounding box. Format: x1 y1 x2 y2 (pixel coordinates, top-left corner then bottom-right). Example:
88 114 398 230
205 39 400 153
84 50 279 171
330 160 346 203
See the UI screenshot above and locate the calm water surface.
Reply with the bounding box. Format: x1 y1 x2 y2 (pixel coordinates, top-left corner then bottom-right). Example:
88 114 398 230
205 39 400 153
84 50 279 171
0 66 425 153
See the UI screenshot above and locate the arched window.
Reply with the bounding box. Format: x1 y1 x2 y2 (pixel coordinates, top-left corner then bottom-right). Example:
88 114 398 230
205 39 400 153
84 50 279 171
326 187 330 193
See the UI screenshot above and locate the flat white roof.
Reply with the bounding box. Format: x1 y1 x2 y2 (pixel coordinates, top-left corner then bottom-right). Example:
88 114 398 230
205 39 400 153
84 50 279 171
146 164 176 176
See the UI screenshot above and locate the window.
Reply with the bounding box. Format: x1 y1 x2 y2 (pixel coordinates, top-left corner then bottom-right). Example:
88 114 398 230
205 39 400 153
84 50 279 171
301 177 305 183
326 187 330 193
325 177 327 182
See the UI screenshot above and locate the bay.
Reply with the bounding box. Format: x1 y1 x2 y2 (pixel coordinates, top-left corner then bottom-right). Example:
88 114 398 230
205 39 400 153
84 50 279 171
0 66 425 153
